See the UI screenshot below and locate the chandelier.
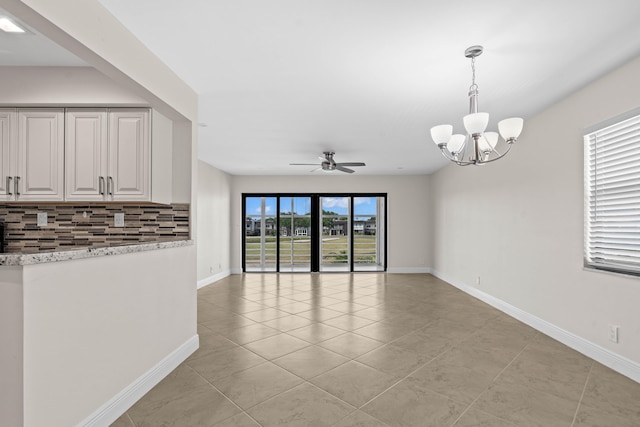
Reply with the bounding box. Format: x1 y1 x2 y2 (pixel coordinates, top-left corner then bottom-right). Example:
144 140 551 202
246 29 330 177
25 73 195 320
430 45 524 166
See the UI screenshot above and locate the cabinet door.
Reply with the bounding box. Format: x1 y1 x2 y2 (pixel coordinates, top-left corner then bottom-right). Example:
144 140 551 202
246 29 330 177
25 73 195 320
65 109 108 201
108 109 150 201
0 109 14 201
17 109 65 201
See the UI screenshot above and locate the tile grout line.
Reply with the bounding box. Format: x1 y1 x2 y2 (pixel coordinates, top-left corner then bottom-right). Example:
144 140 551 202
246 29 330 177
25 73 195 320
353 344 457 413
195 275 536 426
327 408 392 427
185 363 265 427
124 411 136 427
448 339 532 426
196 331 357 419
570 361 595 427
202 309 404 425
227 288 499 421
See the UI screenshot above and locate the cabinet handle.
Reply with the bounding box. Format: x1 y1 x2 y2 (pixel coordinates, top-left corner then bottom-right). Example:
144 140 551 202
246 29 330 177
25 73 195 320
14 176 20 197
99 176 105 196
6 176 12 196
108 176 114 196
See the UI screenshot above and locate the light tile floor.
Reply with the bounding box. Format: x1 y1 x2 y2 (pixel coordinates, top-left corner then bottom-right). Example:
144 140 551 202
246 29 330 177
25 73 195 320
112 273 640 427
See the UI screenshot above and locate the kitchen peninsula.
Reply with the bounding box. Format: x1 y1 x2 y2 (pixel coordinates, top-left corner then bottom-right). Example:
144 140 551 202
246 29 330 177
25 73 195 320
0 237 197 426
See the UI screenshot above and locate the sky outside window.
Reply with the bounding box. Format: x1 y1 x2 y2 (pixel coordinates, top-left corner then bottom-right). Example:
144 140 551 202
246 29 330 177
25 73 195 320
353 197 376 216
322 197 349 214
247 196 375 215
245 197 277 216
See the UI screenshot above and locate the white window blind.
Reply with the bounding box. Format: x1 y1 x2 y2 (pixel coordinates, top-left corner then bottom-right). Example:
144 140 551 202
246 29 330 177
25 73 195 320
585 113 640 275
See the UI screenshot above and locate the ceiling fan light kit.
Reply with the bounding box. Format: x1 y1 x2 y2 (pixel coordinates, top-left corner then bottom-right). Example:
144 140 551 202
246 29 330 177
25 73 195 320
431 45 524 166
290 151 366 174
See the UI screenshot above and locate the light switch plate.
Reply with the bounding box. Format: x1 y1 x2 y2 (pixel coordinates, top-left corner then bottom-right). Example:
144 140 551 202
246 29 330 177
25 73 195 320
37 212 47 227
114 213 125 227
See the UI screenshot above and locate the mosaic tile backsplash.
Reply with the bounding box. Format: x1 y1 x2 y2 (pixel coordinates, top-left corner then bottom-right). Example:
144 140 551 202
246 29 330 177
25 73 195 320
0 203 190 253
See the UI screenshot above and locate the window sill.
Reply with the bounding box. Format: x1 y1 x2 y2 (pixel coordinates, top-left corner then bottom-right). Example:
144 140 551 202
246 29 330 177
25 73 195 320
583 264 640 280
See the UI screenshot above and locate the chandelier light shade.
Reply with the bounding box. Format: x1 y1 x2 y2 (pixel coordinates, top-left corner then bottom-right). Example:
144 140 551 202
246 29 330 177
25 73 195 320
431 45 524 166
447 134 466 154
430 124 453 145
463 112 489 135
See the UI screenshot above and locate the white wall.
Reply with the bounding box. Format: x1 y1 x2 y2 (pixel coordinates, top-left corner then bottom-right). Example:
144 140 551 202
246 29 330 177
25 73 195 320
0 66 147 106
0 267 23 427
22 246 196 427
197 160 232 285
430 55 640 377
230 174 432 273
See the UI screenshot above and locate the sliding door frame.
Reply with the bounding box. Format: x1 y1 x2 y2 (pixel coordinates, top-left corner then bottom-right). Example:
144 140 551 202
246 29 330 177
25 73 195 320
242 193 387 273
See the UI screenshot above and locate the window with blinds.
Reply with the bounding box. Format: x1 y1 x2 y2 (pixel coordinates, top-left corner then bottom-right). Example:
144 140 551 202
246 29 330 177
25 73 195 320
584 113 640 275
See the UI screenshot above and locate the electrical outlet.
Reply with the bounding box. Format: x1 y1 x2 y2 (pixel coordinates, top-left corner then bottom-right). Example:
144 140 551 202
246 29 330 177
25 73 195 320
609 325 619 343
114 213 125 227
37 212 47 227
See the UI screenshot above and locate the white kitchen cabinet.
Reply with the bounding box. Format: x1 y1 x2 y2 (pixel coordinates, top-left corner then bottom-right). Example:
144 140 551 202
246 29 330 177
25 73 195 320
0 109 64 202
65 108 150 201
0 109 13 201
108 109 150 200
65 109 108 201
17 109 65 201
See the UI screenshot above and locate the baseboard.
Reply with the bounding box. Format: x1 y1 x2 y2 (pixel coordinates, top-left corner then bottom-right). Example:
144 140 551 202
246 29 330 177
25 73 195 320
431 269 640 384
78 334 200 427
224 267 431 275
197 270 231 289
387 267 432 274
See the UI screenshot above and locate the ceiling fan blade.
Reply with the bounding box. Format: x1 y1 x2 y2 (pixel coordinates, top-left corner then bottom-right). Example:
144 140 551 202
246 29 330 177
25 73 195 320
336 166 355 174
310 167 321 172
336 162 366 167
290 163 320 166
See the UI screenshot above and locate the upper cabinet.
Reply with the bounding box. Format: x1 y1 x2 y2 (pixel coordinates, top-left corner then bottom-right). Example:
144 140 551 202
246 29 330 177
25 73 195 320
1 109 65 202
1 107 162 203
18 109 65 201
65 108 150 201
0 110 13 201
65 109 108 201
108 109 150 201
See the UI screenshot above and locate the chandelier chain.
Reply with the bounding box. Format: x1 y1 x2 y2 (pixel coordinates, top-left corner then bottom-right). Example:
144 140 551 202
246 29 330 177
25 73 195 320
470 56 478 91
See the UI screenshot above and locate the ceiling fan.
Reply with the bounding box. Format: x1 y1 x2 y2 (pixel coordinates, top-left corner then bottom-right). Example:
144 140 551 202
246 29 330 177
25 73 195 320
290 151 366 174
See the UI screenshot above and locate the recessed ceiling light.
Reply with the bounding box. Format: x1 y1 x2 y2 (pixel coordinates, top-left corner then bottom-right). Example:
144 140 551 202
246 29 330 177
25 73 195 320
0 17 25 33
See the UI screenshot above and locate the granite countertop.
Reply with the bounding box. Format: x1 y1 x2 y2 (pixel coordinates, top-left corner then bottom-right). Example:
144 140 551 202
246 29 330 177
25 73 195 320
0 240 193 266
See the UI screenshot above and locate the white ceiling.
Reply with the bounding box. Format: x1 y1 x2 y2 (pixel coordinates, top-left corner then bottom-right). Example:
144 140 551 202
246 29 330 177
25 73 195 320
0 9 86 66
7 2 640 175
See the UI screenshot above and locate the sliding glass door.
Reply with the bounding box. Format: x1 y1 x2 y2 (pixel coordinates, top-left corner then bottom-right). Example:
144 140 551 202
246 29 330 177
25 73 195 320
353 196 385 271
244 196 277 272
279 196 312 272
320 197 351 272
242 194 386 272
